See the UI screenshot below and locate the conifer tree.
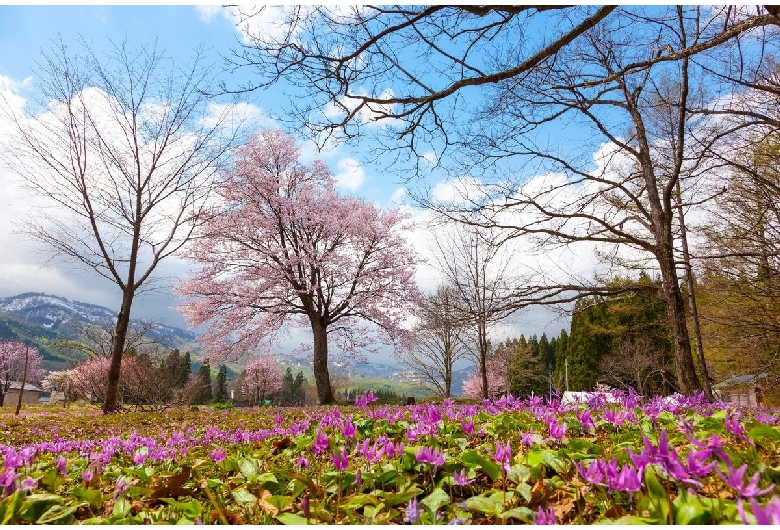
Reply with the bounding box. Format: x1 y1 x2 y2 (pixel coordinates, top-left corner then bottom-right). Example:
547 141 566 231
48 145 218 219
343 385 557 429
194 359 213 405
181 352 192 388
214 364 229 403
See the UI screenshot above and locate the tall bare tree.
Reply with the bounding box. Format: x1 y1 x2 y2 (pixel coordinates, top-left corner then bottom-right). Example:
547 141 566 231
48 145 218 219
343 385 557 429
429 219 515 399
398 283 469 398
0 40 242 412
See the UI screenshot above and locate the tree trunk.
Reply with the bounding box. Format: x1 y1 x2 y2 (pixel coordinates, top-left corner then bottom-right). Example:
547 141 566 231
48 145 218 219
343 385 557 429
310 317 335 404
103 291 134 413
15 346 29 415
656 245 702 395
675 182 713 400
444 347 452 398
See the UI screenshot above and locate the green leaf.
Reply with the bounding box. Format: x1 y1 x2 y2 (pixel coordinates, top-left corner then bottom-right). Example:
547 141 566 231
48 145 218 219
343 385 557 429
382 488 424 507
459 449 501 481
276 468 318 492
239 458 259 479
342 494 379 509
0 491 23 525
19 494 67 523
507 463 531 484
465 496 501 517
516 483 532 503
749 425 780 442
644 467 670 523
268 495 294 512
161 498 203 519
502 506 533 523
231 488 257 504
599 515 659 525
421 488 449 514
276 512 309 525
36 504 77 524
564 439 604 455
113 497 131 518
541 451 569 473
72 487 103 508
673 501 709 525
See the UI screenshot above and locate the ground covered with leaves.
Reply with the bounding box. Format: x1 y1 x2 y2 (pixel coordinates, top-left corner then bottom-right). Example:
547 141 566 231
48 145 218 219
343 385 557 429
1 391 779 524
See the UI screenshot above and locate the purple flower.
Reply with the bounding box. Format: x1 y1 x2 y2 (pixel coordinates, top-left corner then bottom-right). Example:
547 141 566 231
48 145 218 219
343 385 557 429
355 468 362 487
738 496 780 525
21 476 37 492
302 493 311 518
311 429 329 455
683 432 732 467
414 446 444 467
82 468 94 482
297 456 310 469
576 460 606 487
403 497 421 523
548 419 567 441
725 412 752 444
519 427 536 448
532 506 556 525
333 448 349 472
453 469 475 486
3 450 22 471
54 456 68 477
341 418 357 439
114 476 130 499
576 408 595 432
133 451 148 466
209 447 226 463
612 464 642 492
406 426 418 442
461 419 475 436
355 391 377 407
719 465 775 498
493 441 512 472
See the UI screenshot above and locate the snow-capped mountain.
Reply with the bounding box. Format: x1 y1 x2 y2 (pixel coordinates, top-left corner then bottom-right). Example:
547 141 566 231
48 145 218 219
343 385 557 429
0 292 196 348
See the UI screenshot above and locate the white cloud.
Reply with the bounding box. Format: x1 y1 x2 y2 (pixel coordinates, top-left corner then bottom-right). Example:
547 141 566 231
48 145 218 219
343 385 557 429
389 187 406 206
431 176 486 205
323 87 401 129
332 157 366 191
195 5 222 23
419 151 437 166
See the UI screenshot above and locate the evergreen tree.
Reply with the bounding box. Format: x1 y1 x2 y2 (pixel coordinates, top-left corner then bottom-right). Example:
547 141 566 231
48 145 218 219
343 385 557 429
565 298 611 391
280 367 295 405
552 329 569 392
214 364 229 403
194 358 213 405
181 351 192 388
293 371 305 406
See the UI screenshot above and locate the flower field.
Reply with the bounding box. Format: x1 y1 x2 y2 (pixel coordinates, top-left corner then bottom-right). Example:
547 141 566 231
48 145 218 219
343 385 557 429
1 391 779 524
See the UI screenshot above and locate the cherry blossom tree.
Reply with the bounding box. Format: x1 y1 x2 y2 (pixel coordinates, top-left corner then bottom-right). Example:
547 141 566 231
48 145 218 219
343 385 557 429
0 341 45 407
177 129 421 404
463 354 507 400
241 355 283 406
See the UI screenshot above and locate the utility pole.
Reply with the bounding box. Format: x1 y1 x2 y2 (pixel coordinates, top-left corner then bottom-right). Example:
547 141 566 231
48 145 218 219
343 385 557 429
565 358 569 393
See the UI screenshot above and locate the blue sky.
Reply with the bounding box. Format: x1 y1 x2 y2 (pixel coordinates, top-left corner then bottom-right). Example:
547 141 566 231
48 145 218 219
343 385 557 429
0 5 576 363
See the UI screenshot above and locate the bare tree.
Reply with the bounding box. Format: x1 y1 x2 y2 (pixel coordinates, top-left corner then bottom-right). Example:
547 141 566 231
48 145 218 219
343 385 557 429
598 336 673 397
398 283 469 398
0 40 242 413
428 218 515 399
47 319 162 361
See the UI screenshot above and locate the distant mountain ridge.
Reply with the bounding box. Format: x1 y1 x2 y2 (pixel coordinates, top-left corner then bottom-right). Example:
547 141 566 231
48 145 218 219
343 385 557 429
0 292 197 352
0 292 469 394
